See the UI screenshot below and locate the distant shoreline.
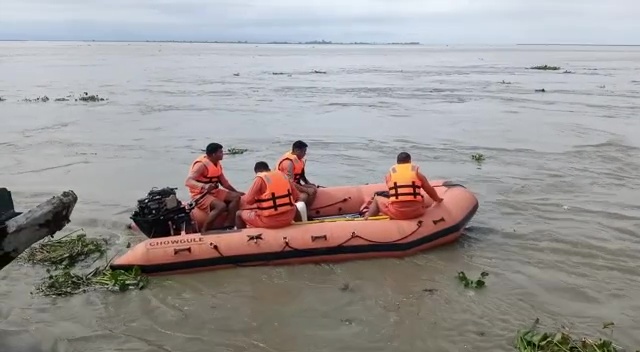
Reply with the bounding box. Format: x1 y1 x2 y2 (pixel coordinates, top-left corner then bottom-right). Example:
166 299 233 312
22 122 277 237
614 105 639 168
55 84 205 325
517 43 640 47
1 40 638 47
0 39 421 45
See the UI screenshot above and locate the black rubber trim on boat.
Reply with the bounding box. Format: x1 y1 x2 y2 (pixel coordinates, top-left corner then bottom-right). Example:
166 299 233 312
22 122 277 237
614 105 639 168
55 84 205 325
113 200 479 274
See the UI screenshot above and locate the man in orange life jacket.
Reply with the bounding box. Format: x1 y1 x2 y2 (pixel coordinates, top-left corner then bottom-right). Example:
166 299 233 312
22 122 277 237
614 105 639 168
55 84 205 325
185 143 245 232
276 140 317 208
236 161 301 229
364 152 443 220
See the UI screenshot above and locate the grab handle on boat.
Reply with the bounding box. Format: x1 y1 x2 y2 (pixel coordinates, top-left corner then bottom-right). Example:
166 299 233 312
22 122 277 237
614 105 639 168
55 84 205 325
173 246 192 255
432 217 445 225
311 234 327 242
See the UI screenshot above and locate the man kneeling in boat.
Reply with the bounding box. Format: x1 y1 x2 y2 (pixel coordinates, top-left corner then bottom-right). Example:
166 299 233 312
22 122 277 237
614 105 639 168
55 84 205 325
364 152 443 220
236 161 301 229
185 143 244 232
277 140 317 208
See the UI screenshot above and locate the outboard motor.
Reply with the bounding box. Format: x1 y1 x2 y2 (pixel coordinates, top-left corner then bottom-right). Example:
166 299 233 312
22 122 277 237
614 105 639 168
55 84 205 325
130 187 195 238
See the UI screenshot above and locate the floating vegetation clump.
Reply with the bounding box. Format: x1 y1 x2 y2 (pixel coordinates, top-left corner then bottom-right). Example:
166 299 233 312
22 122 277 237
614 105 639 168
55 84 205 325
471 153 486 165
515 319 629 352
227 147 248 155
23 229 150 297
22 95 50 103
34 265 148 297
529 65 562 71
22 229 106 269
76 92 106 102
457 270 488 289
0 96 6 102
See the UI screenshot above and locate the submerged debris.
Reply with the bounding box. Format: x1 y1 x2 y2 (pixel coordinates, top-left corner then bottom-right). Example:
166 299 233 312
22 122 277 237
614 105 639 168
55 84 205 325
457 270 488 289
529 65 562 71
34 265 148 297
515 319 628 352
22 96 50 103
21 229 106 269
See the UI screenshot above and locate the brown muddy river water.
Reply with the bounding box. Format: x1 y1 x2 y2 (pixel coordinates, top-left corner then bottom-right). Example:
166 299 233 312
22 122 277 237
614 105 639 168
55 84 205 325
1 42 639 352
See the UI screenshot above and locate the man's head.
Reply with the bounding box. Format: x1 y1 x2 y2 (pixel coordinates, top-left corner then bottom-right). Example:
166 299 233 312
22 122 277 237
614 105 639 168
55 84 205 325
254 161 270 174
291 140 308 159
396 152 411 164
205 143 224 161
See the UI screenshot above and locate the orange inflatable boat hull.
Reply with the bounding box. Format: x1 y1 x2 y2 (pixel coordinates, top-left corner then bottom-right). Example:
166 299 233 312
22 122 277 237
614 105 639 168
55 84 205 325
113 181 478 275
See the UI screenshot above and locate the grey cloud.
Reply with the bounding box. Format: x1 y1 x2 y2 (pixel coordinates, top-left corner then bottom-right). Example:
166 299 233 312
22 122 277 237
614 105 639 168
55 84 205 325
0 0 639 43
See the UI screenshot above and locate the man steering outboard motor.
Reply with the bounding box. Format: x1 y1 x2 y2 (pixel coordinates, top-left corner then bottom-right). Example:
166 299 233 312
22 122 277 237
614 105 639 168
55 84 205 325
130 187 201 239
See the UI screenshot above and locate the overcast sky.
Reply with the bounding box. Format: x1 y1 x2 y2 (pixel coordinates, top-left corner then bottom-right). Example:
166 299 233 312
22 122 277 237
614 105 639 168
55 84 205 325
0 0 638 44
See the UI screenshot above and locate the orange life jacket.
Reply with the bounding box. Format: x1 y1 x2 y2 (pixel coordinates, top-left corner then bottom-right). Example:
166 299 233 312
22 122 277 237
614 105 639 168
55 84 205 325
187 155 223 198
277 152 305 184
386 163 423 203
254 171 295 216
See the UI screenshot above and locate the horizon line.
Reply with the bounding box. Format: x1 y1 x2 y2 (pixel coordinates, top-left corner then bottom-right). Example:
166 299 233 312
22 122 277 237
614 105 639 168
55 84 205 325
0 39 639 47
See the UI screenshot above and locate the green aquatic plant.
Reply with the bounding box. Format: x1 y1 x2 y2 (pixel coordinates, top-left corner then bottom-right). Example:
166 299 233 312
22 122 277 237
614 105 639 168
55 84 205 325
22 96 50 102
457 270 488 289
21 229 107 269
226 147 248 155
76 92 106 102
471 153 486 165
34 265 148 297
515 319 628 352
529 65 562 71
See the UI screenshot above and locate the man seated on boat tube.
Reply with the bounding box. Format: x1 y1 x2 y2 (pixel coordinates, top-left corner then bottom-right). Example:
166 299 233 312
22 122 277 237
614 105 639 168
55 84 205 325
185 143 244 232
236 161 301 229
276 140 317 208
364 152 443 220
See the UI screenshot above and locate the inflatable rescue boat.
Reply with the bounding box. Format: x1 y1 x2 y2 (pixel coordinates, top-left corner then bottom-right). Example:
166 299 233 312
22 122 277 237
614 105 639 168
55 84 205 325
112 180 478 275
